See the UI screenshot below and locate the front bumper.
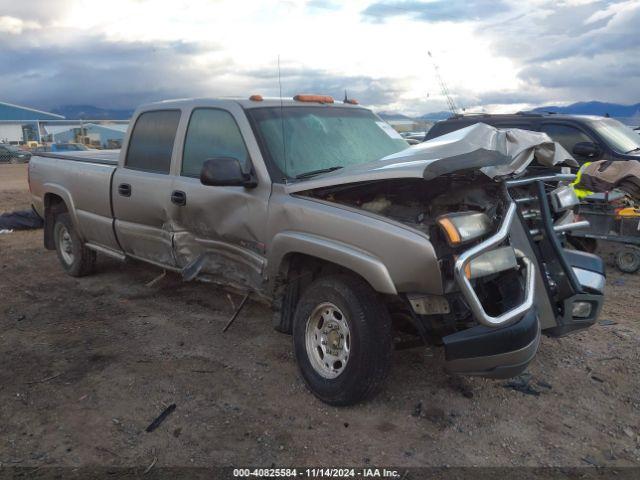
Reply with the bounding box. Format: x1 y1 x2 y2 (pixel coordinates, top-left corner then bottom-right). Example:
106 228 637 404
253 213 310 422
545 249 606 337
443 308 540 378
441 201 541 378
454 201 536 327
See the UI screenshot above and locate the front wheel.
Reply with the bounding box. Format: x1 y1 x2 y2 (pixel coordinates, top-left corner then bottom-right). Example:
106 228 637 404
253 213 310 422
53 213 97 277
292 274 393 406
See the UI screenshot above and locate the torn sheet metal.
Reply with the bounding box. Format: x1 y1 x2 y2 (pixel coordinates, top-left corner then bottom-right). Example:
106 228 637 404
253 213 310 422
285 123 577 193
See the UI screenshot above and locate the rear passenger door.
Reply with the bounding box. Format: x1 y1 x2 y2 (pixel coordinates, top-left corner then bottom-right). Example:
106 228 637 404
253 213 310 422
112 109 181 266
169 107 269 290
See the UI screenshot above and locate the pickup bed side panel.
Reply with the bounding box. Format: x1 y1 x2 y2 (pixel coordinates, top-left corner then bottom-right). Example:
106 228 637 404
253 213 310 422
29 155 120 251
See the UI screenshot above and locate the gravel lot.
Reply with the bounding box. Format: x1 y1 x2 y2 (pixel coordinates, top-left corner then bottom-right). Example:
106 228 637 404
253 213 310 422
1 163 639 469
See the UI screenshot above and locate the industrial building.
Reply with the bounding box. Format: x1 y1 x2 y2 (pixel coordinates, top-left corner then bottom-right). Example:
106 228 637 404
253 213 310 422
43 122 129 149
0 100 129 148
0 101 64 144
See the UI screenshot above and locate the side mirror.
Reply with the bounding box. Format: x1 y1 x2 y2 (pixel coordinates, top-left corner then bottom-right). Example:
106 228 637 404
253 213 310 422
573 141 600 158
200 157 256 188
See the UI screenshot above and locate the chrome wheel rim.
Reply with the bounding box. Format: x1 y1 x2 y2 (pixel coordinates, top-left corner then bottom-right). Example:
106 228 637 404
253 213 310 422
58 226 74 265
305 302 351 379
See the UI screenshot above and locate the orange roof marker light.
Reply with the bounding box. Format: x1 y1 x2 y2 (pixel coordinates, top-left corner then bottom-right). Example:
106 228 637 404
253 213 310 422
343 99 359 105
293 94 334 104
249 94 263 101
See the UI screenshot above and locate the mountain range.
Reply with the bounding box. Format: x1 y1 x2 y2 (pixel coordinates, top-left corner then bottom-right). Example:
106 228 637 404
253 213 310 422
51 105 134 120
386 101 640 124
50 101 640 124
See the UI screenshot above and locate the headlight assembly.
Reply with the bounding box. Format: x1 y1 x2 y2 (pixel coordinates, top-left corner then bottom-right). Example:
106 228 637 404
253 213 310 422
464 246 518 279
437 211 491 246
550 185 579 212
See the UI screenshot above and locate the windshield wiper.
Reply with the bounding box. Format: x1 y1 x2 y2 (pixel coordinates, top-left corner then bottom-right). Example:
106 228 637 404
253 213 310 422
625 147 640 154
294 166 343 179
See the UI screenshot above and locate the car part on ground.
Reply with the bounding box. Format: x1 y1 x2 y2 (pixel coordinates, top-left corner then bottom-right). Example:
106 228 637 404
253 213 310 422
0 209 43 230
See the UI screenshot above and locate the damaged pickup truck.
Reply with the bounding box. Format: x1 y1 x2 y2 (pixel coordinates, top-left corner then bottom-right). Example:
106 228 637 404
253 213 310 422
29 96 606 405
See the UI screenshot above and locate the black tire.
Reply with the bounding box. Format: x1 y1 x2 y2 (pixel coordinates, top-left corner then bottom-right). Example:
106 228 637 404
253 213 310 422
53 213 96 277
615 248 640 274
292 274 393 406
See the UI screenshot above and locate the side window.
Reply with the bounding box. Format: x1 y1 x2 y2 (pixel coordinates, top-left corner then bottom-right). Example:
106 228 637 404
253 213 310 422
540 123 593 154
126 110 180 174
182 108 250 177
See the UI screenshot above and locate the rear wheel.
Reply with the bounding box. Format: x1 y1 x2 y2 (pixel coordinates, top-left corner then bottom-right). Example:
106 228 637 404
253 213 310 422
615 247 640 273
292 274 393 406
53 213 96 277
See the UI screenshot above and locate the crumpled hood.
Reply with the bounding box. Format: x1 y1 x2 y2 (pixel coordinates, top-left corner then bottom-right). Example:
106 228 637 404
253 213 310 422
285 122 578 193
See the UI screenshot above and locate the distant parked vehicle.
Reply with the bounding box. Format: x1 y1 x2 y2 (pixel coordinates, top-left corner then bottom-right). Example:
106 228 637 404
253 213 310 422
426 113 640 165
0 143 31 164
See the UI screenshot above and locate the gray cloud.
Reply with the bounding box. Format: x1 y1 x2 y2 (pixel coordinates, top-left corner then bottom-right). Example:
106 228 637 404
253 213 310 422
466 0 640 108
0 0 637 114
243 65 408 107
0 32 225 109
0 0 74 24
0 27 405 113
362 0 510 23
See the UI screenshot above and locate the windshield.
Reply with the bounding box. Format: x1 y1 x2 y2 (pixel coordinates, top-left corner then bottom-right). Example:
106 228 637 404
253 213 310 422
247 106 408 180
588 118 640 154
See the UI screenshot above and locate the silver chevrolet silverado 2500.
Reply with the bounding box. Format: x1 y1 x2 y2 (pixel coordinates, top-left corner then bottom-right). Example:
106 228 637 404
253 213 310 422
29 96 606 405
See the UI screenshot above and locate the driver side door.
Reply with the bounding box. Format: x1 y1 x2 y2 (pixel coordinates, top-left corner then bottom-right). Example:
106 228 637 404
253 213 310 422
169 106 270 291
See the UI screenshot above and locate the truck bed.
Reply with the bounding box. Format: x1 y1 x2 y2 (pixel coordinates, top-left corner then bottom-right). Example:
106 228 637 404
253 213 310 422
29 151 121 251
34 149 120 165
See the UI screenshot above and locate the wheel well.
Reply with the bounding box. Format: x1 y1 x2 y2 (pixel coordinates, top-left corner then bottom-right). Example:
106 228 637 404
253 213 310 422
43 193 68 250
273 253 379 334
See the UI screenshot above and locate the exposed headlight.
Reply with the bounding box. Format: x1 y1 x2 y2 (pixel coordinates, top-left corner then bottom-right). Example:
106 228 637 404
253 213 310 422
572 301 592 318
465 246 518 279
550 185 579 213
437 211 491 246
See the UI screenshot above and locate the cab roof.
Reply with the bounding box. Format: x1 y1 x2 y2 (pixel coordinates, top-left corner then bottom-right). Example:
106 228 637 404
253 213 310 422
138 97 367 112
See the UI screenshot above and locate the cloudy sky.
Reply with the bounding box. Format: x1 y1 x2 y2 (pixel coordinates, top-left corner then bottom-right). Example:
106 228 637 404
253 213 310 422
0 0 638 115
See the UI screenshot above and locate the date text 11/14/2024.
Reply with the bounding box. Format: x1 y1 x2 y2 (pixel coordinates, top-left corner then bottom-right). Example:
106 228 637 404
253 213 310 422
233 468 401 478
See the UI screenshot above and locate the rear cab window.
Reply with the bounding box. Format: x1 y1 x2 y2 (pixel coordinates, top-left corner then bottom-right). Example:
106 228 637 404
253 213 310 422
125 110 181 174
181 108 250 177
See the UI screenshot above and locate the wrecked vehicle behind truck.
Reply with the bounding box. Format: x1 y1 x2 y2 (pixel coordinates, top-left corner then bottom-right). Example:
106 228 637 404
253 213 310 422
28 96 605 405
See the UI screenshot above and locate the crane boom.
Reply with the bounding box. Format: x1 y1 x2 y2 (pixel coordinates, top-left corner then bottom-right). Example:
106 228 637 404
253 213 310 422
428 51 459 115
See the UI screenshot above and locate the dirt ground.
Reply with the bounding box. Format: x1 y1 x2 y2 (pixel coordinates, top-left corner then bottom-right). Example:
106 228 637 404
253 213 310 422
1 163 639 469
